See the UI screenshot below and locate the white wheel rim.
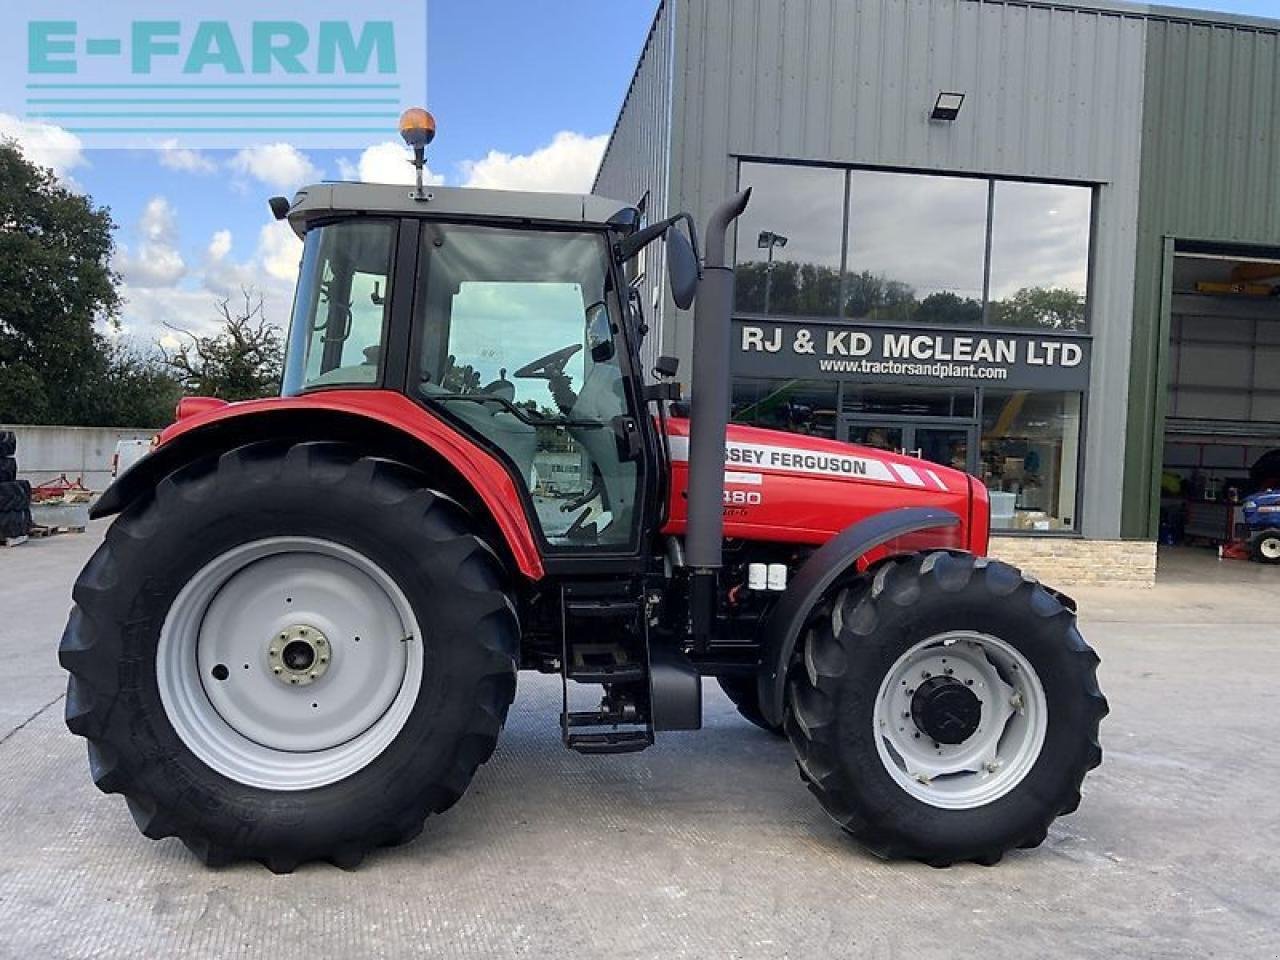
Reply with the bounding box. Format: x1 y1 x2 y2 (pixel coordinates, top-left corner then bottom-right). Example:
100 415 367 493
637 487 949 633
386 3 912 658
873 631 1048 810
1261 536 1280 560
157 537 423 791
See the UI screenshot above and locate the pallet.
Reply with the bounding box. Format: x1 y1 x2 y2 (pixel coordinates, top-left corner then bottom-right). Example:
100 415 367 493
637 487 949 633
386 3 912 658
28 524 86 538
3 535 28 548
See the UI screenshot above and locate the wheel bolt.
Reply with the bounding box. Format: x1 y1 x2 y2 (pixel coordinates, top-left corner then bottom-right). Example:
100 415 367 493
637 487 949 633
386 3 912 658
319 656 328 663
272 667 282 674
922 671 931 678
944 668 954 675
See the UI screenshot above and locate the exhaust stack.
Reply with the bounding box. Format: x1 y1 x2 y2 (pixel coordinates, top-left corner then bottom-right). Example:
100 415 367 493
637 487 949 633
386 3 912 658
685 189 751 646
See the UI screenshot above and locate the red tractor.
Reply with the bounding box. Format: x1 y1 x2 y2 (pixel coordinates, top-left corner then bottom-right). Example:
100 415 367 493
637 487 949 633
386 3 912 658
61 111 1105 872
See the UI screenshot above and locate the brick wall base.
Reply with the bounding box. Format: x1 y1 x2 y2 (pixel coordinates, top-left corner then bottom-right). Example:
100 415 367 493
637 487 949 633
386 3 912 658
988 536 1157 588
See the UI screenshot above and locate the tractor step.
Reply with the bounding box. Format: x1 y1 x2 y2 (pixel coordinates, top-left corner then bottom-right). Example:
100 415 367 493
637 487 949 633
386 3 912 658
565 730 652 755
560 582 654 754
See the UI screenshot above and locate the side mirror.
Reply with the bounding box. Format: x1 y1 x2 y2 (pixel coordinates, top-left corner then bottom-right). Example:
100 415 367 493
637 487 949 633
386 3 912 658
667 229 698 310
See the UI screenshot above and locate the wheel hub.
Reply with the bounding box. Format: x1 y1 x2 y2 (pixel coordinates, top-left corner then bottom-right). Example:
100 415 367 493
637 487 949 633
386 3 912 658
873 631 1049 810
910 676 982 744
268 625 330 686
156 537 423 791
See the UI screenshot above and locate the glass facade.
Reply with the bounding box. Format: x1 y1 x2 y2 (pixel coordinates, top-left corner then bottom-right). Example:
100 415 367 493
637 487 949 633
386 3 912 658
845 170 987 326
731 161 1094 533
980 391 1083 532
735 161 1093 331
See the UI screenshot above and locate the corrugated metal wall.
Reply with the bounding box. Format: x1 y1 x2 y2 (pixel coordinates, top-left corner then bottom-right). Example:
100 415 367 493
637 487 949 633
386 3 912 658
1123 18 1280 538
667 0 1148 538
595 1 676 374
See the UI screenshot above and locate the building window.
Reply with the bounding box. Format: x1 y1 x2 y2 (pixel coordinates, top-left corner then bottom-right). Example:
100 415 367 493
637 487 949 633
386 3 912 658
734 164 845 317
841 384 975 419
980 391 1082 532
732 379 838 438
987 181 1092 331
733 161 1094 331
845 170 987 326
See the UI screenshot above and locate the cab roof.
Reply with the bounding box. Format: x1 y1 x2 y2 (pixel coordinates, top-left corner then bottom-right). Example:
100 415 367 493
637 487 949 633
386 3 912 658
284 181 634 238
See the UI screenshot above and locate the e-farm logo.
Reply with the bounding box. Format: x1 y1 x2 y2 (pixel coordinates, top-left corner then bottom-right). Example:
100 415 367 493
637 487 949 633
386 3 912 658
3 2 427 148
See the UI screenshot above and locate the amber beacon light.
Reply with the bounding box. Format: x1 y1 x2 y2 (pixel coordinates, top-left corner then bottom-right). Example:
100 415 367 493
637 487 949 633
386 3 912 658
399 108 437 200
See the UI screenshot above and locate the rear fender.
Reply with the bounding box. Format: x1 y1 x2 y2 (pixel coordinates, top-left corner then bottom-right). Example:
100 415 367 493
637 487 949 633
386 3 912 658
91 392 545 580
756 507 962 727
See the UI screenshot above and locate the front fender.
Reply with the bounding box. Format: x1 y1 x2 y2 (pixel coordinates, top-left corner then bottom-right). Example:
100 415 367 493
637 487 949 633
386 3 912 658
756 507 962 727
91 391 545 580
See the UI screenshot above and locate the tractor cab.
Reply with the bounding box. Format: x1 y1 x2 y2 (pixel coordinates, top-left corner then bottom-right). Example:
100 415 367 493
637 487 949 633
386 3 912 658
277 183 662 552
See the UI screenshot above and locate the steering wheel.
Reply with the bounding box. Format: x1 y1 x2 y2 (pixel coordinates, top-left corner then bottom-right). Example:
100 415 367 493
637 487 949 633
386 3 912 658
513 343 581 381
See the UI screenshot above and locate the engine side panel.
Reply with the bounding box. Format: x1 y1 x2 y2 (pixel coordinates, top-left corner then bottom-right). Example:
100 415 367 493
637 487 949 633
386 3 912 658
661 417 985 555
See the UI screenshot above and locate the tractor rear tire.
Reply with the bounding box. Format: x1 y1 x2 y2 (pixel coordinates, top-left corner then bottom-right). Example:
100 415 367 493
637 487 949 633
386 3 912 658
0 507 31 539
785 551 1107 867
1251 530 1280 564
0 457 15 482
59 441 519 872
717 675 784 736
0 431 14 456
0 479 31 511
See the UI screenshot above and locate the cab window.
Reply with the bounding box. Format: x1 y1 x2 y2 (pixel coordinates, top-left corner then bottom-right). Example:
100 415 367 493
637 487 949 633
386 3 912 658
283 220 395 393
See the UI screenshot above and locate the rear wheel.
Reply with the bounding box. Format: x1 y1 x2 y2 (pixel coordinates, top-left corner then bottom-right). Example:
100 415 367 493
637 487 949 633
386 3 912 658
1251 530 1280 564
60 442 519 872
785 551 1107 866
716 675 784 736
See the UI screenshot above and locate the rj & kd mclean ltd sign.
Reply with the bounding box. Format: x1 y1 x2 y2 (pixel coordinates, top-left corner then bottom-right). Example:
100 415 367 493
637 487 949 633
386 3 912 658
731 320 1092 391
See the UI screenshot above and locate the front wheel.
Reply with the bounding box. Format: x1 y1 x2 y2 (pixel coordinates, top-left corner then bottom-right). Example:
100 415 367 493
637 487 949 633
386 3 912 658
1251 530 1280 564
785 552 1107 866
716 675 784 736
60 442 519 872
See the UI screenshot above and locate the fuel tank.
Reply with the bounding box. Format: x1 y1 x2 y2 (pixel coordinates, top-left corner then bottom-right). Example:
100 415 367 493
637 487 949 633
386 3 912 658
661 417 989 555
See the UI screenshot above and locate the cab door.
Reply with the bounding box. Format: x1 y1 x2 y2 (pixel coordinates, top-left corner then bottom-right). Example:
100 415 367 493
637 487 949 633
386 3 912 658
409 221 650 556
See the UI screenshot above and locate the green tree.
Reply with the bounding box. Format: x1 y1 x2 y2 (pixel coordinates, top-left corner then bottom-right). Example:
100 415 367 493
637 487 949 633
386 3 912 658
0 141 121 424
84 342 184 428
162 289 284 401
988 286 1086 330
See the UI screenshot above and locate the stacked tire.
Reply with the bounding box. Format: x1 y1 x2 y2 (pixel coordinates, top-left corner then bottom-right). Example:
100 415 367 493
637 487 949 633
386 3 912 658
0 431 32 540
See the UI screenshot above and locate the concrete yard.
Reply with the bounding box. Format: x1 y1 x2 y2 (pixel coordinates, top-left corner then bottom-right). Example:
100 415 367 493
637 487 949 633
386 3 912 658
1 525 1277 959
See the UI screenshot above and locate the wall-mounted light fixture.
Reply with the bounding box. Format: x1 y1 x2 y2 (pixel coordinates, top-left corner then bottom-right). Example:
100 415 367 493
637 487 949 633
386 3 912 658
930 91 965 122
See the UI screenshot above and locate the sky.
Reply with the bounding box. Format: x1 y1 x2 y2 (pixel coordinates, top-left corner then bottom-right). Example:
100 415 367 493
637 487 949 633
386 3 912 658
0 0 660 349
0 0 1275 351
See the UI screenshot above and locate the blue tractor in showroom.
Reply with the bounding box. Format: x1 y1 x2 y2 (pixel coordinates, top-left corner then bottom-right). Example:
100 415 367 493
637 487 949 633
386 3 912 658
1244 491 1280 564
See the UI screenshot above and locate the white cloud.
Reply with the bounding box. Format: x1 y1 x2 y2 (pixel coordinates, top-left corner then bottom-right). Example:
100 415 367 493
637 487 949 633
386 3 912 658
256 221 303 283
460 131 608 194
156 140 217 175
114 196 187 289
0 114 85 180
337 141 444 187
114 218 301 348
228 143 321 190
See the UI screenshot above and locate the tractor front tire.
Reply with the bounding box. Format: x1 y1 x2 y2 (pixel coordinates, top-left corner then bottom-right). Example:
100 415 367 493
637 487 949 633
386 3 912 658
785 551 1107 867
60 441 519 872
1250 530 1280 564
716 675 784 736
